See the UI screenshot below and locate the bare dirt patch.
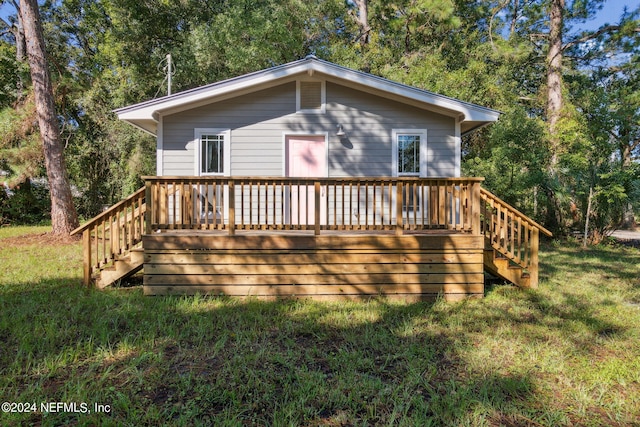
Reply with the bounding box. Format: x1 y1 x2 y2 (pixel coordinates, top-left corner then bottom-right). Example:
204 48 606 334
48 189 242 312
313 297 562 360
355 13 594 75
0 232 80 247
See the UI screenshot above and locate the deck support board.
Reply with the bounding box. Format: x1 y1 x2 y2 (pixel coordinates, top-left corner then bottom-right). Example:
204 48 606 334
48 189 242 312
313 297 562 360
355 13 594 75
143 232 485 301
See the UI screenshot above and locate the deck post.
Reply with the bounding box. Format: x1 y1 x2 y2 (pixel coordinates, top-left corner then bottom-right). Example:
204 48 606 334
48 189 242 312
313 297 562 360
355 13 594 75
314 181 321 236
395 181 403 236
470 181 481 235
82 228 92 286
228 180 235 236
528 227 540 289
144 180 152 235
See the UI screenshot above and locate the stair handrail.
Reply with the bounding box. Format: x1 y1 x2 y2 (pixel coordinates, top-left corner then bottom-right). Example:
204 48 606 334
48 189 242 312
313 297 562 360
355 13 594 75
480 187 552 288
480 188 552 237
71 186 146 285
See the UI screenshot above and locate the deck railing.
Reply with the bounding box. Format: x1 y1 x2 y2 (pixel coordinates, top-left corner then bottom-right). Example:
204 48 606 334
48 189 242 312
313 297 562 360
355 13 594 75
70 187 146 284
480 188 553 285
143 177 485 236
70 177 553 289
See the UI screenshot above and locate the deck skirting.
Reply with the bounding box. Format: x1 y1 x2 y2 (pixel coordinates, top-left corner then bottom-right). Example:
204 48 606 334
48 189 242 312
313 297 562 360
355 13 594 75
142 233 485 301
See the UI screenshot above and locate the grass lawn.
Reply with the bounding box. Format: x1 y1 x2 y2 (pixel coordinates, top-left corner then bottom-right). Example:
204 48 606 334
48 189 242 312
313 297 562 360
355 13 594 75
1 226 639 426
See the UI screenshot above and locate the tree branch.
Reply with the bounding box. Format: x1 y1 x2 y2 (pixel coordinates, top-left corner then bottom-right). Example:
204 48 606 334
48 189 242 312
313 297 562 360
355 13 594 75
0 16 10 31
563 25 640 51
489 0 510 49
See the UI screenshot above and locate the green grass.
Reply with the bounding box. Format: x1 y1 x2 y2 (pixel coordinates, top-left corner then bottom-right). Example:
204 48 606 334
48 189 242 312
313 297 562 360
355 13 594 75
0 224 51 239
1 229 639 426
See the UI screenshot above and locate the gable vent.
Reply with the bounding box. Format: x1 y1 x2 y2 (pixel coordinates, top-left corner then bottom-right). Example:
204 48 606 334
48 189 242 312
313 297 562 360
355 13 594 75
299 81 322 110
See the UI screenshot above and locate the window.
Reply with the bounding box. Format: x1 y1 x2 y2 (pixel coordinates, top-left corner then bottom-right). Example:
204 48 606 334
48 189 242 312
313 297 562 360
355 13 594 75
398 135 420 175
195 128 230 176
297 80 325 113
392 129 427 177
201 134 224 174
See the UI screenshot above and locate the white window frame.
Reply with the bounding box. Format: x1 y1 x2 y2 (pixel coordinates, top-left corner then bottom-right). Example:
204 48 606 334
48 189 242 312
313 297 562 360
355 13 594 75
296 80 326 114
392 129 427 177
194 128 231 177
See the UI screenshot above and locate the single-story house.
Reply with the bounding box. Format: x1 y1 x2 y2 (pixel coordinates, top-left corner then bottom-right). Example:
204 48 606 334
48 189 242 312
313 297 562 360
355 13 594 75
72 56 550 300
115 55 500 180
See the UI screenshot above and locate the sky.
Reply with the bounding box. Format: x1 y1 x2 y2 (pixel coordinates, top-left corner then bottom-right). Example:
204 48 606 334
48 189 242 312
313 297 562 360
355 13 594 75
574 0 640 31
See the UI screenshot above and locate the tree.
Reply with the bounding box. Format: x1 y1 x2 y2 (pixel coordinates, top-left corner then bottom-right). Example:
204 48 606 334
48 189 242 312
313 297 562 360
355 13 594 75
0 0 26 99
20 0 78 235
546 0 564 163
353 0 370 47
488 0 639 233
0 0 635 238
572 64 640 232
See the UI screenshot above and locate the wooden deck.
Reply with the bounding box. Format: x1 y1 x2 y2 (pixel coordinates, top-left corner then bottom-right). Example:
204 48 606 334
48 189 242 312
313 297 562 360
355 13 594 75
71 177 552 299
143 230 485 301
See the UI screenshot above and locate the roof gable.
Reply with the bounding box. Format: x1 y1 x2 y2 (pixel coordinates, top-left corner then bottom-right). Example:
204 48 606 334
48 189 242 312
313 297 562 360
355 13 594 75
115 56 500 135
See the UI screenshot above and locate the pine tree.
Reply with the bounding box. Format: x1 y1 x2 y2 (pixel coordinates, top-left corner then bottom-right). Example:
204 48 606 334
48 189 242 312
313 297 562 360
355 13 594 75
20 0 78 235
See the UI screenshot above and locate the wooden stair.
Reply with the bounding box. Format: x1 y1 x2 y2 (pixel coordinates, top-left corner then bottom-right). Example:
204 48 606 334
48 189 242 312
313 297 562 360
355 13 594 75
95 247 144 289
483 246 530 288
480 189 552 289
71 186 146 288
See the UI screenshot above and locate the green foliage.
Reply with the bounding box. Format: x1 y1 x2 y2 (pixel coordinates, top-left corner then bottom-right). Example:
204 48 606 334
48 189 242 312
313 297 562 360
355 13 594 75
0 180 51 225
0 41 23 108
558 65 640 238
0 0 637 236
186 0 319 81
0 98 44 186
591 165 640 235
464 106 548 220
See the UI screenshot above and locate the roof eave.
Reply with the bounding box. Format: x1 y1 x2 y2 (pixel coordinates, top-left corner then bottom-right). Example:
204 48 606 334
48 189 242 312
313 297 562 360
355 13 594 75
114 57 501 134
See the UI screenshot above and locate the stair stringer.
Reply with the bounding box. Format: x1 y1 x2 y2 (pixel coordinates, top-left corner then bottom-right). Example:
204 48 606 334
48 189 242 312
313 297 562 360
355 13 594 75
483 246 531 289
95 247 144 289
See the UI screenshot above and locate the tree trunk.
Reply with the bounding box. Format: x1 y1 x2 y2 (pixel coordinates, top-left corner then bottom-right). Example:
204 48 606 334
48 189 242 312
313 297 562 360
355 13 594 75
621 138 637 228
14 21 26 63
546 0 564 166
510 0 520 38
543 0 565 232
353 0 370 47
583 183 593 248
20 0 79 235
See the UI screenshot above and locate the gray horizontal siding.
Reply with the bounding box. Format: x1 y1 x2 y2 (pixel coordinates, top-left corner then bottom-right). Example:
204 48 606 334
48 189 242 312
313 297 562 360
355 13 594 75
160 78 457 178
326 82 455 178
162 83 295 176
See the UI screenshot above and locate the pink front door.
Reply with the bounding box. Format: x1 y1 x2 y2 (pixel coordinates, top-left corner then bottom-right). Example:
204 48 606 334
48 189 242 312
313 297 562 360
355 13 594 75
285 135 327 225
286 135 327 177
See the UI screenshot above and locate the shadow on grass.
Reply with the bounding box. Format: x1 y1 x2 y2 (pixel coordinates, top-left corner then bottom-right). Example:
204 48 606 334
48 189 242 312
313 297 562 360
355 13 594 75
0 280 556 425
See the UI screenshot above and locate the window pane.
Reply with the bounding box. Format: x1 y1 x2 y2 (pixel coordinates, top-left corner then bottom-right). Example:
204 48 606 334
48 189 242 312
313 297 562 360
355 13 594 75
201 135 224 174
398 134 420 174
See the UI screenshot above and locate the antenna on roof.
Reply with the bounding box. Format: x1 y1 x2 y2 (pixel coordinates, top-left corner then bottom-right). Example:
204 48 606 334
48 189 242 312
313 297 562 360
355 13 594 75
165 54 175 96
155 54 176 98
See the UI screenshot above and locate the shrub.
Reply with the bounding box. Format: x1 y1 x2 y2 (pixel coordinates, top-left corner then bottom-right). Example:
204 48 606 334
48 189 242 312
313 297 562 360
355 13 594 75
0 179 51 225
